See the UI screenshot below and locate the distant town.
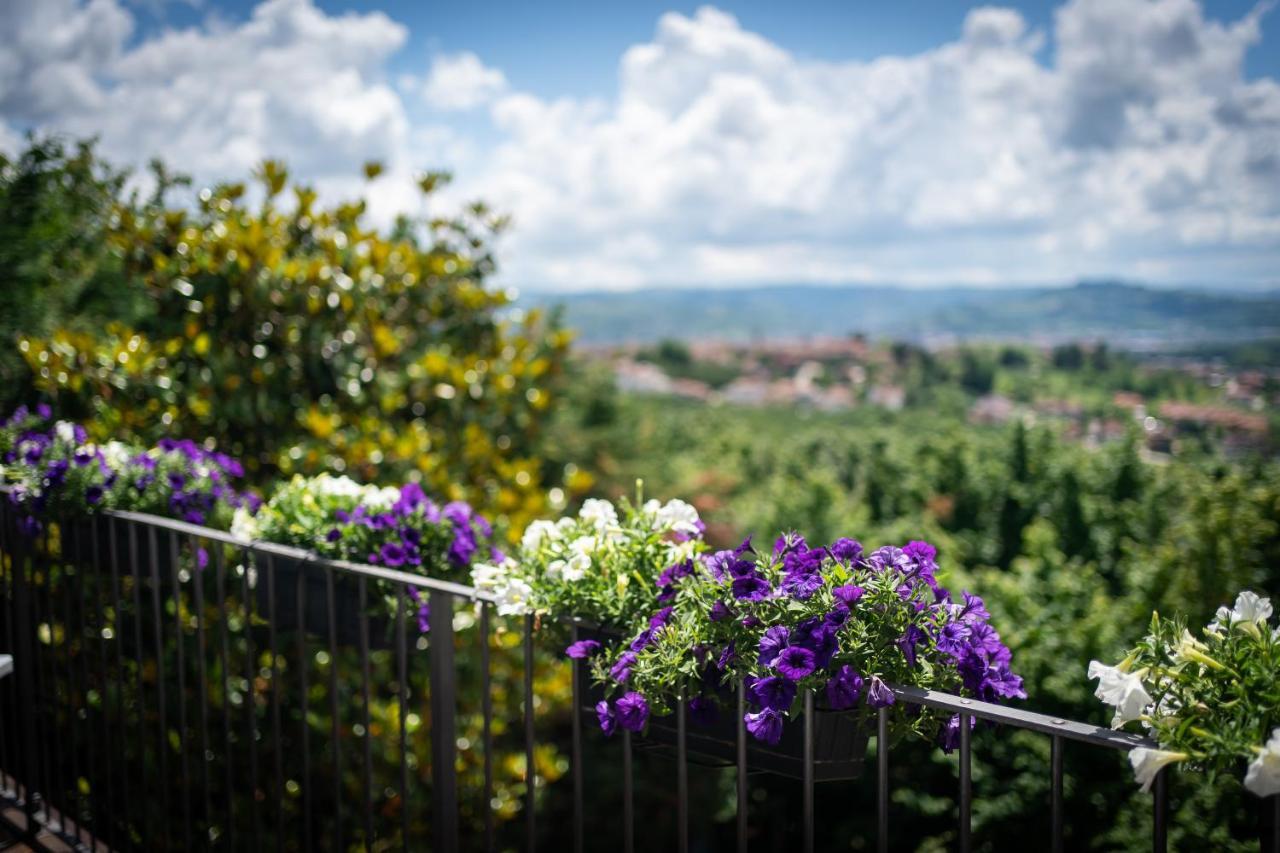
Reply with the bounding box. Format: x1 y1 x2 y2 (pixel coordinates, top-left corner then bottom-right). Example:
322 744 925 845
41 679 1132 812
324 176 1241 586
593 336 1276 459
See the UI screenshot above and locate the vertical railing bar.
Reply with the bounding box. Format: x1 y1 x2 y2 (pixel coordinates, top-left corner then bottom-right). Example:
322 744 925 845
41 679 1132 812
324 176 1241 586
170 532 193 852
296 562 313 853
86 517 110 846
1152 767 1168 853
129 521 147 845
266 555 283 853
42 527 61 832
396 593 409 848
736 680 747 853
241 550 261 853
62 517 85 844
108 512 129 845
480 603 494 853
38 528 56 830
0 503 9 779
0 504 12 794
215 544 237 850
677 689 689 853
9 505 44 836
803 690 814 853
357 577 373 850
959 712 972 853
0 506 14 807
190 535 213 851
1051 734 1064 853
524 612 536 853
97 516 120 847
429 589 458 853
148 526 171 850
622 729 634 853
69 518 93 846
325 566 342 849
569 624 583 853
877 706 889 853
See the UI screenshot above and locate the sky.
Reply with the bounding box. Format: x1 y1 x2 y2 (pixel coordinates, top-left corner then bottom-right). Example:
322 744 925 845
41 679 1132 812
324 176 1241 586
2 0 1279 292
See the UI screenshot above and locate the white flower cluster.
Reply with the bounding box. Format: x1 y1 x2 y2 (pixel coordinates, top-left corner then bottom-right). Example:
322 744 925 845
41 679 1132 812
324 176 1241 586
471 557 532 616
1092 590 1279 797
306 473 400 508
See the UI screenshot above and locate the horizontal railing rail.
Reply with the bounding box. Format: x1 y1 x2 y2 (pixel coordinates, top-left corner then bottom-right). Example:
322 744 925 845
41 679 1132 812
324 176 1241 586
0 499 1274 852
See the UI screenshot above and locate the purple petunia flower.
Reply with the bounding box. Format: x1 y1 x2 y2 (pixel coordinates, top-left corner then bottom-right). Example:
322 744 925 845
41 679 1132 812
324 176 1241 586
744 709 784 745
615 692 649 732
596 701 617 736
898 625 926 667
867 676 896 708
416 600 430 633
830 537 863 562
731 574 771 601
825 666 863 710
938 713 975 754
715 641 736 671
833 584 864 606
935 622 971 658
709 600 733 622
325 528 342 543
748 675 797 712
565 639 602 660
775 646 817 681
758 626 791 666
380 542 407 567
610 652 637 684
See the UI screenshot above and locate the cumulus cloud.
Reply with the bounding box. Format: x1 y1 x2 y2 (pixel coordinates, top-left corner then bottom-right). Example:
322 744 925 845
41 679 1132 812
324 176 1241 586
0 0 1277 289
466 1 1280 288
1 0 411 206
420 52 508 110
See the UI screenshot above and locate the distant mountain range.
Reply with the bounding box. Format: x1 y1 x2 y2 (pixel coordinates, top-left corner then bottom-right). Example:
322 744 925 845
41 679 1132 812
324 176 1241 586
520 281 1280 346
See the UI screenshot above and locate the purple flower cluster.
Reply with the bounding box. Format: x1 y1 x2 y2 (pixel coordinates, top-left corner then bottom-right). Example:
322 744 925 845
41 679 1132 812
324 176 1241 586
581 530 1023 751
317 481 497 634
2 408 253 536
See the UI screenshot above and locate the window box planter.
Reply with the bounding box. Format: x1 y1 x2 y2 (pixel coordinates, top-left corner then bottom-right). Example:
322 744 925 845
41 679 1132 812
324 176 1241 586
255 554 396 651
572 628 869 781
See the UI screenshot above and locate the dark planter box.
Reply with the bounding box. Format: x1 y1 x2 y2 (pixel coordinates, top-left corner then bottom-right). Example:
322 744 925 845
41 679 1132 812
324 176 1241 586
256 555 395 650
574 630 869 782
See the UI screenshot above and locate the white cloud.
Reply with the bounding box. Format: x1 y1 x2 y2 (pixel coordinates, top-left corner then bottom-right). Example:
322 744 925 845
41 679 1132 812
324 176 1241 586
420 51 507 110
0 0 1277 290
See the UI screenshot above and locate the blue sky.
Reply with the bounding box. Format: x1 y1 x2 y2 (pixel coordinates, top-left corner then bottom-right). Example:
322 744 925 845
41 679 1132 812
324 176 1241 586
142 0 1280 92
4 0 1280 291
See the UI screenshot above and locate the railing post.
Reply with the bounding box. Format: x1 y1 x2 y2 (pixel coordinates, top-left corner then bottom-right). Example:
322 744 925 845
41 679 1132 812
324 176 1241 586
1152 767 1168 853
429 590 458 852
5 508 43 839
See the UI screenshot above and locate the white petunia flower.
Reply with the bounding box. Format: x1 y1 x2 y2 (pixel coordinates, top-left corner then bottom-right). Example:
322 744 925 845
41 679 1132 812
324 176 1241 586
314 474 364 499
1245 729 1280 798
495 578 534 616
521 519 561 552
569 535 597 557
544 559 566 581
578 498 618 531
563 553 591 582
1088 661 1153 728
1209 591 1273 632
363 485 401 510
665 539 698 564
231 507 259 542
655 499 701 535
641 498 662 516
55 420 77 443
471 561 511 591
1129 748 1187 792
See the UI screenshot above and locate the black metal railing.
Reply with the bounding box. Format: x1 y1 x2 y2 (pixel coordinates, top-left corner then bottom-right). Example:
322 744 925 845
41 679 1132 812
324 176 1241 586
0 500 1276 852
